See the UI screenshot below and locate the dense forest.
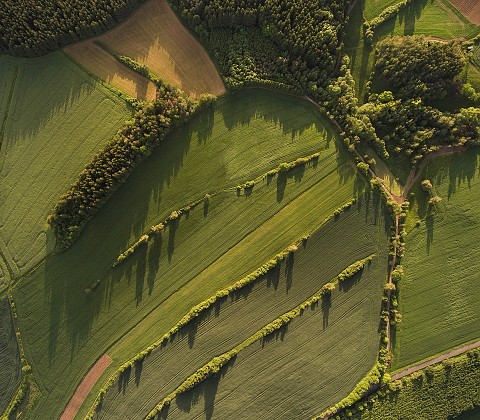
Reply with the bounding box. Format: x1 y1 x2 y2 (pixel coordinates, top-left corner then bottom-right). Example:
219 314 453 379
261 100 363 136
170 0 352 93
0 0 145 56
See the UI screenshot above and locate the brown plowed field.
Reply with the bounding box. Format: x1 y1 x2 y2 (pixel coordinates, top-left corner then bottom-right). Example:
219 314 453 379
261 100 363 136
64 41 157 102
60 354 112 420
97 0 225 98
449 0 480 25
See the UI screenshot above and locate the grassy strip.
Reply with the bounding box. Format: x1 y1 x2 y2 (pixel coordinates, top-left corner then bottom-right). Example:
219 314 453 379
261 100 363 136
331 349 480 419
86 200 359 418
144 254 376 420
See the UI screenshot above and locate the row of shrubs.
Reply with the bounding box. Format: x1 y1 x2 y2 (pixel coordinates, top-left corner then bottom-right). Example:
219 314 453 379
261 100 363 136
86 201 363 417
112 196 208 268
145 254 377 419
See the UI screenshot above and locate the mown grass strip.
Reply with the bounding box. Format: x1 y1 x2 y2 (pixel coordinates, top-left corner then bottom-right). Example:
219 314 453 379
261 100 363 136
143 255 375 420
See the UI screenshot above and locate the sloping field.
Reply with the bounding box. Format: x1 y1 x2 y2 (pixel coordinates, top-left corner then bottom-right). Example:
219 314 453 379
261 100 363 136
64 41 157 101
12 89 363 419
450 0 480 25
392 148 480 370
96 0 225 97
0 52 130 276
364 0 405 21
163 245 388 419
93 195 389 419
0 298 21 414
382 0 480 39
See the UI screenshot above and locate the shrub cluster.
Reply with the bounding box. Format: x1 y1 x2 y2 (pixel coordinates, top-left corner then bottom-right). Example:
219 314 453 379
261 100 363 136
375 36 465 101
48 84 203 250
363 0 411 44
0 0 145 56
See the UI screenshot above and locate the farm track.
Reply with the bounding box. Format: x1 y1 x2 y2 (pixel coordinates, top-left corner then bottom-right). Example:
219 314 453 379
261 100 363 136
390 339 480 380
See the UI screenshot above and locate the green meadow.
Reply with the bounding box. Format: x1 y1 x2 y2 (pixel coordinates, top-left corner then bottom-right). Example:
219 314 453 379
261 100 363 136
392 148 480 369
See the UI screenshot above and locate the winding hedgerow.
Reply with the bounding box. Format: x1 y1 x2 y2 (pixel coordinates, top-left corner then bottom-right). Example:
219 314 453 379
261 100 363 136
48 84 213 250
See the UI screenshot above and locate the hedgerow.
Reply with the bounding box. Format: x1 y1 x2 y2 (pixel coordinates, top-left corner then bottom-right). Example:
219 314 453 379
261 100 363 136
86 202 363 418
48 84 215 250
0 0 146 56
363 0 411 44
144 254 376 419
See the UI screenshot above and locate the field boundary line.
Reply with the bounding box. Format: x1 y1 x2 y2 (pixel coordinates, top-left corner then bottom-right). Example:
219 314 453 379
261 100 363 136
390 339 480 380
60 354 112 420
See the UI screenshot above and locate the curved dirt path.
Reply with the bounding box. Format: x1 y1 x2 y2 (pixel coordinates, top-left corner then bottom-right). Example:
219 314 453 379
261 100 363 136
60 354 112 420
391 339 480 380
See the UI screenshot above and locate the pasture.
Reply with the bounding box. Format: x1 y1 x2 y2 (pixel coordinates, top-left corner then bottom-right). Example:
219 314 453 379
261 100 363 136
64 41 158 101
95 0 225 98
392 148 480 370
0 298 21 414
0 52 130 277
92 194 388 419
12 89 366 419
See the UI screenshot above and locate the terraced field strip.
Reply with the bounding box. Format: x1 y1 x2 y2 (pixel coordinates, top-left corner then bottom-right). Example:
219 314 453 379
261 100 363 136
392 148 480 370
93 196 387 419
0 297 21 414
0 52 131 275
95 0 225 97
162 253 387 420
61 354 112 420
64 42 157 101
449 0 480 25
13 89 362 420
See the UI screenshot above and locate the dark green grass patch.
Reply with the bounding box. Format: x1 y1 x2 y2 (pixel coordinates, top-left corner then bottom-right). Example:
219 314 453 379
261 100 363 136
0 298 21 414
392 148 480 369
93 193 389 419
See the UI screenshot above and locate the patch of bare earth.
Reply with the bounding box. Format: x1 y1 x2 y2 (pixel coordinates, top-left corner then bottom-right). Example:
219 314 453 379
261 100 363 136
60 354 112 420
449 0 480 25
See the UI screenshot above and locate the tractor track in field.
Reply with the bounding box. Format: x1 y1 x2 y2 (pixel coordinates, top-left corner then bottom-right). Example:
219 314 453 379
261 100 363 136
0 64 18 155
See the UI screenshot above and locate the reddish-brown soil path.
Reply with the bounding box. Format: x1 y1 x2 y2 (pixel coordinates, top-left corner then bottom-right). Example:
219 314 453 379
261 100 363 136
60 354 112 420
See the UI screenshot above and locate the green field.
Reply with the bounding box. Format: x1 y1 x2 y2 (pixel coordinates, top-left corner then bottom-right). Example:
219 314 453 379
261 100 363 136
93 194 389 419
392 148 480 369
12 89 366 419
0 52 131 277
161 213 388 419
0 298 21 414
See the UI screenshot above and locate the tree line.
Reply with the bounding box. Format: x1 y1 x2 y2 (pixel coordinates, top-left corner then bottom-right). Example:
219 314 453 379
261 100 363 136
47 84 210 249
0 0 145 56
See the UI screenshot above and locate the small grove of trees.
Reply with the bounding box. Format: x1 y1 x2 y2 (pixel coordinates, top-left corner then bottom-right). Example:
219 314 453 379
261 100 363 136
375 36 465 101
48 84 210 249
0 0 146 56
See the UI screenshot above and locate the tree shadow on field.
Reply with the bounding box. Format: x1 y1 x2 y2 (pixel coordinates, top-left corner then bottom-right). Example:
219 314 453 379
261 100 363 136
172 356 237 420
339 267 365 293
322 293 332 330
396 0 430 36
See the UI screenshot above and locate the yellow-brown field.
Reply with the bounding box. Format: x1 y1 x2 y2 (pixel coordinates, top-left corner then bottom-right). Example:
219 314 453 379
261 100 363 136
97 0 225 98
64 41 157 101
